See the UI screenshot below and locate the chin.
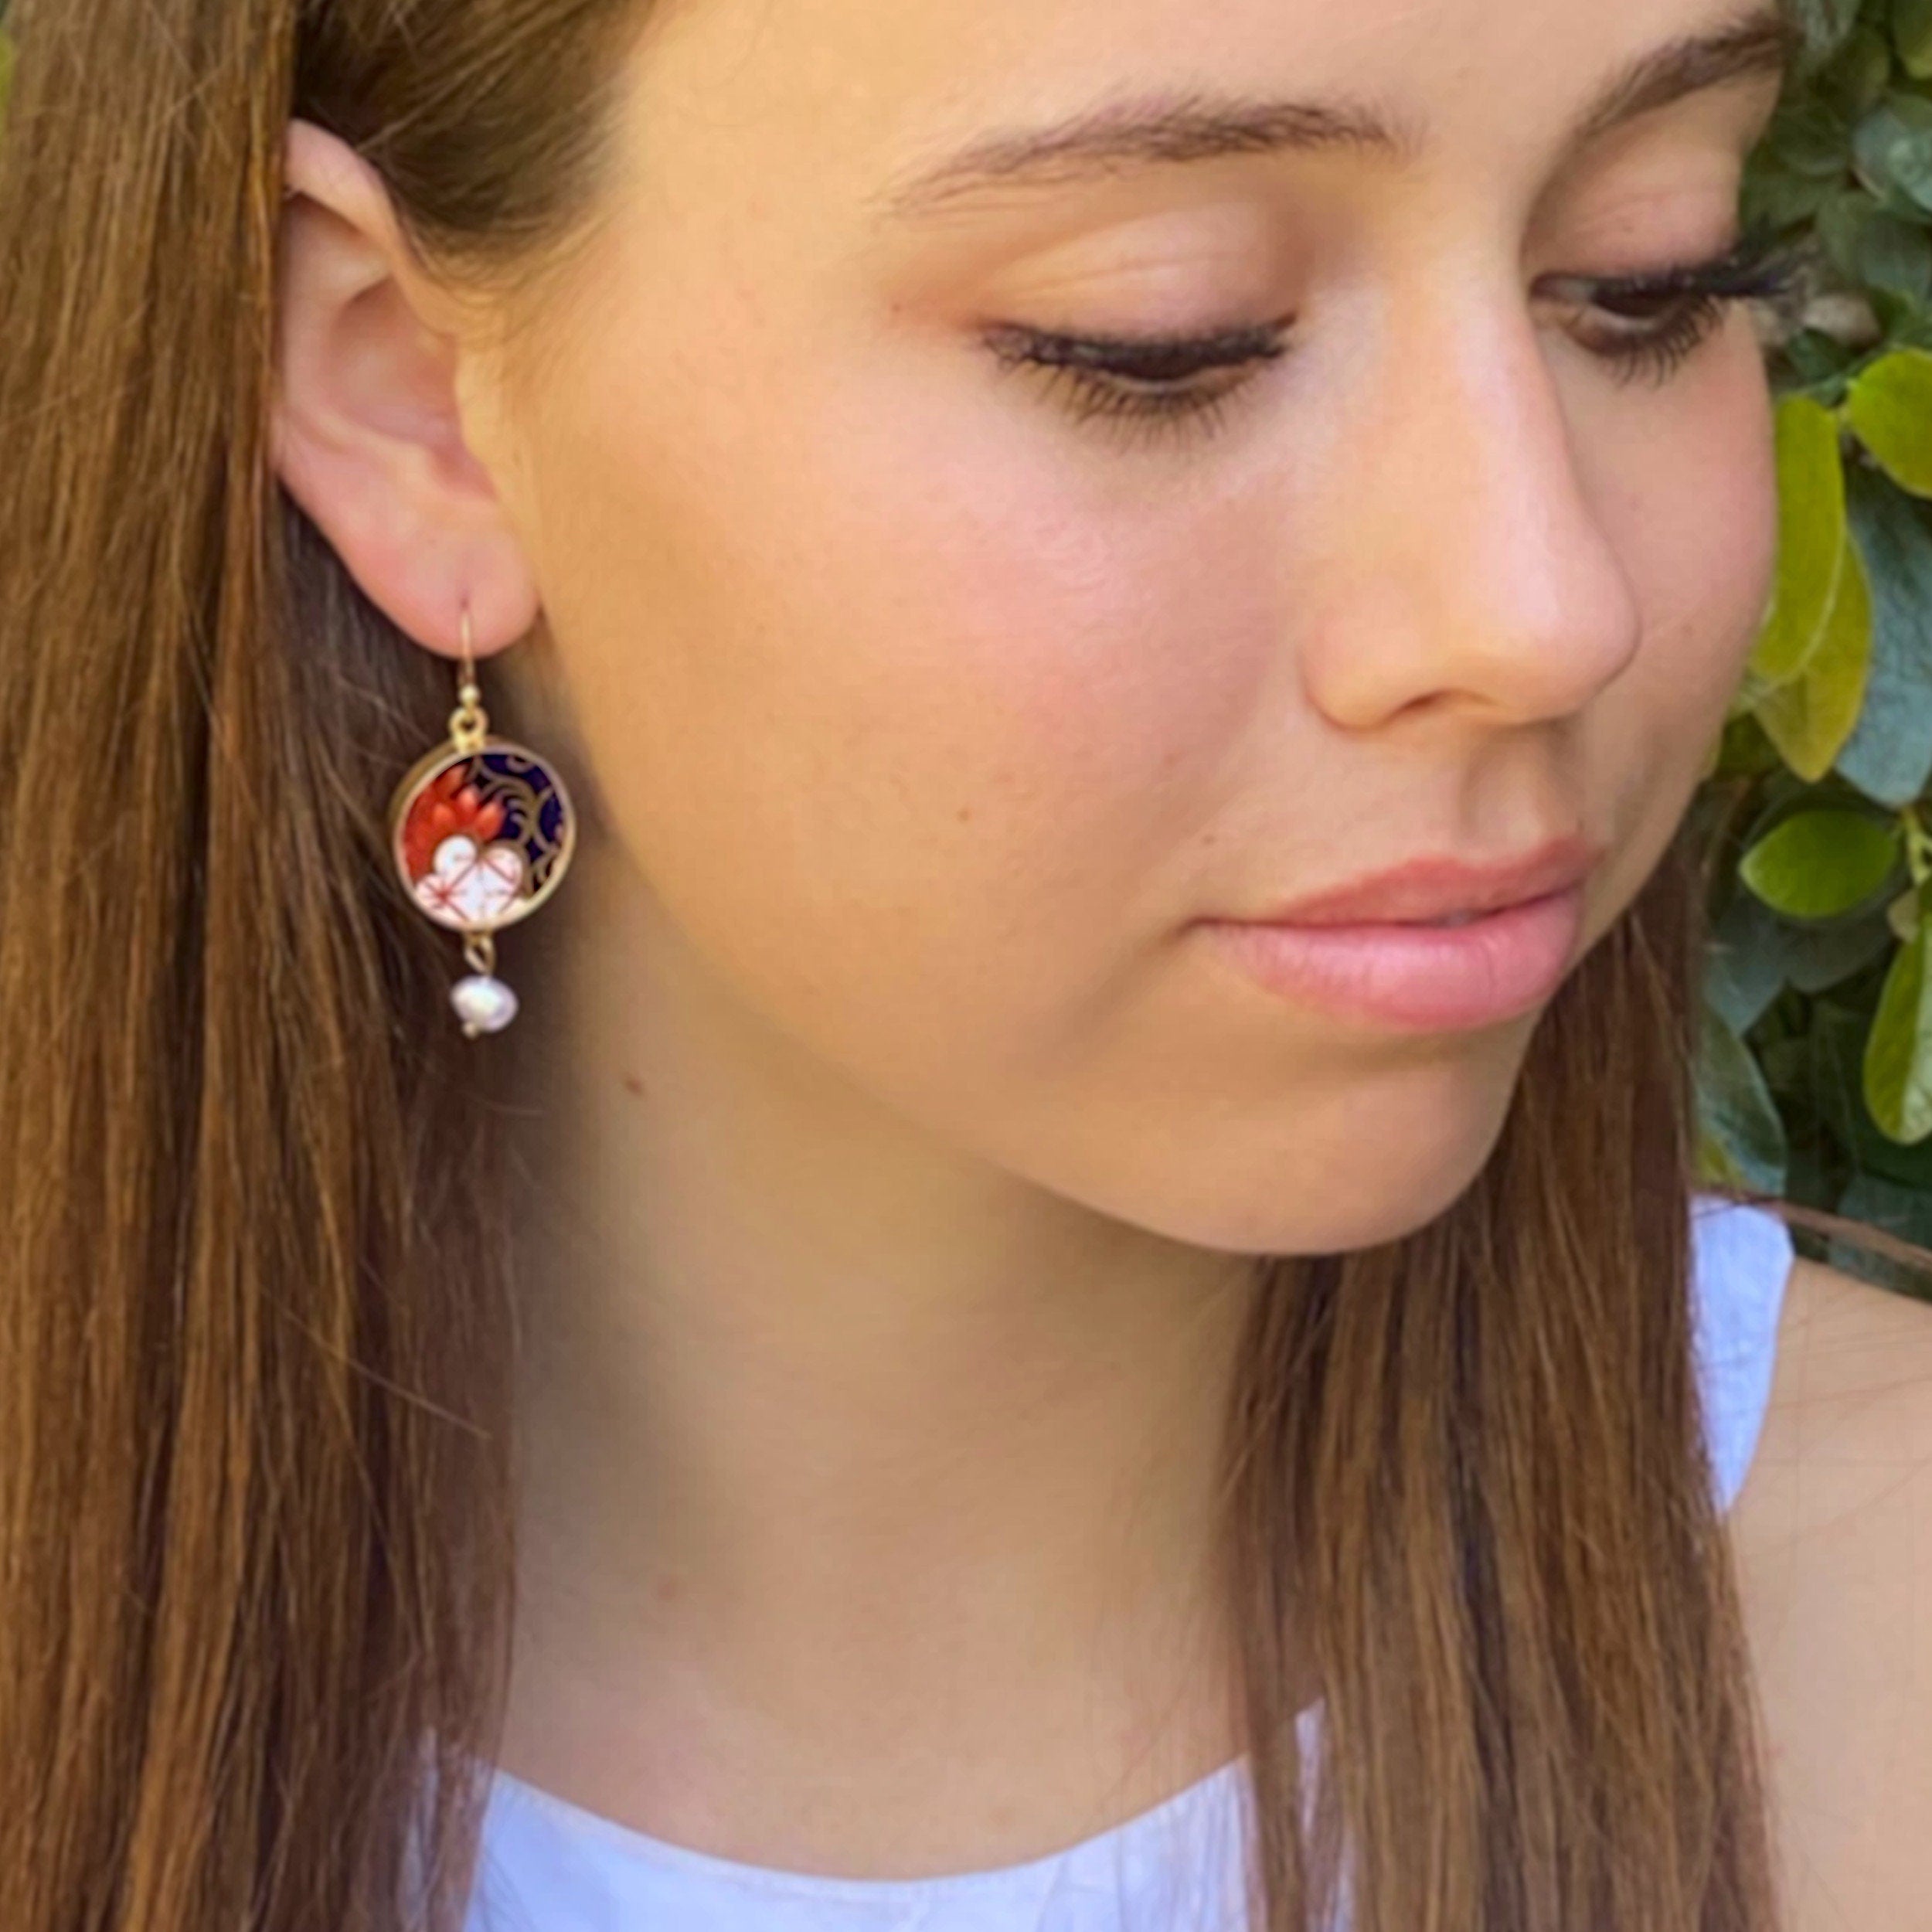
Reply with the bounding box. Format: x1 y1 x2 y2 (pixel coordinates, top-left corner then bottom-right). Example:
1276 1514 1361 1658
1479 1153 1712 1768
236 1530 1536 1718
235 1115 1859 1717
1114 1053 1524 1260
1250 1156 1498 1258
1284 1163 1494 1257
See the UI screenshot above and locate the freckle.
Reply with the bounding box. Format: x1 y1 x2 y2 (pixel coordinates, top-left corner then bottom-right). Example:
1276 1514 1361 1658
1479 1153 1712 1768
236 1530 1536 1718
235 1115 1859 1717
957 806 975 824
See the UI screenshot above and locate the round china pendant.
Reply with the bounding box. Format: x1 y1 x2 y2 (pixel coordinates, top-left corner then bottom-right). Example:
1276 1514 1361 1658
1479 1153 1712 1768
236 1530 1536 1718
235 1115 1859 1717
388 740 577 939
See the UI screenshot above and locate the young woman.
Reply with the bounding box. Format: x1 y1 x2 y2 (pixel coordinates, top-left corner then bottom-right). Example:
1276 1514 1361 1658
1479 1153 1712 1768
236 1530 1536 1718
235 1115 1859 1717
2 0 1927 1927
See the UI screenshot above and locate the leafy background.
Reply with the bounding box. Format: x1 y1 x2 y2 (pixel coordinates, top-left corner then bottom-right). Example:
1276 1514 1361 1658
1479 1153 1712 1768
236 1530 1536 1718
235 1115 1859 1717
1697 0 1932 1296
0 4 1929 1293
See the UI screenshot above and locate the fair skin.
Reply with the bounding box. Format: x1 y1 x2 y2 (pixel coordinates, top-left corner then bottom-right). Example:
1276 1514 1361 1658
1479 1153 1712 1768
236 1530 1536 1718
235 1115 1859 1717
269 0 1932 1918
1730 1257 1932 1929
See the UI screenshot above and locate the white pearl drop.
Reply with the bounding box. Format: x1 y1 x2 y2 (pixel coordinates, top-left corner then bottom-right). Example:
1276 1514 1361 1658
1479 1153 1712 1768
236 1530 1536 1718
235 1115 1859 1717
451 974 519 1036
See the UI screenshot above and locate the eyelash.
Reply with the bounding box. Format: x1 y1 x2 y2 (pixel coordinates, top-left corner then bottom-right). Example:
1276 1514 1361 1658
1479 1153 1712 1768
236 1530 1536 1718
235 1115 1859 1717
983 225 1807 451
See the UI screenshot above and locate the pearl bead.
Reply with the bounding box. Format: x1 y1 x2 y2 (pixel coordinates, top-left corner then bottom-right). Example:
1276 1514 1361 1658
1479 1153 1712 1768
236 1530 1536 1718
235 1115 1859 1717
451 974 519 1036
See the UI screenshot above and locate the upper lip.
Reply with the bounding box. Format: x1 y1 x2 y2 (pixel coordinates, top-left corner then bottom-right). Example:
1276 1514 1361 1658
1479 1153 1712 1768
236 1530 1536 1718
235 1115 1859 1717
1233 834 1604 927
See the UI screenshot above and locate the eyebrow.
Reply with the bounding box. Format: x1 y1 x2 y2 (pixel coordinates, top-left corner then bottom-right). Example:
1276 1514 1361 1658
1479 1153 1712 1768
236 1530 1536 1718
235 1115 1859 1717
872 6 1801 223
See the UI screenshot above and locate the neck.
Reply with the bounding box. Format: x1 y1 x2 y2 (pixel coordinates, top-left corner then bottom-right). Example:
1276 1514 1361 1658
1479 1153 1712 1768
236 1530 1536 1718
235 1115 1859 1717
491 826 1262 1873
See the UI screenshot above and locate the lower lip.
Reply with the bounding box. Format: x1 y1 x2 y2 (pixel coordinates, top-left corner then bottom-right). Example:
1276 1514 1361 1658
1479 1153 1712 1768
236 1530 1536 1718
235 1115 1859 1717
1196 885 1587 1034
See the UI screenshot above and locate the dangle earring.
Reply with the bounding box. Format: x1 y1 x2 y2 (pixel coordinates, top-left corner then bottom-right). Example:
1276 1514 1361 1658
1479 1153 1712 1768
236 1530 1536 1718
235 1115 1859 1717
386 605 578 1038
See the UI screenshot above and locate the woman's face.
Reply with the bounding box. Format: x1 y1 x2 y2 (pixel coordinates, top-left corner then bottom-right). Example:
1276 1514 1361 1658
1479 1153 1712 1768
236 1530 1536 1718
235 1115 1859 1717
454 0 1787 1254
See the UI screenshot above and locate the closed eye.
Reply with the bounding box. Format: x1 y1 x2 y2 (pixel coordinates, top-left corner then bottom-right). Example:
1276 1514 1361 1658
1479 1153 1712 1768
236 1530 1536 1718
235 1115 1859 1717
983 224 1806 449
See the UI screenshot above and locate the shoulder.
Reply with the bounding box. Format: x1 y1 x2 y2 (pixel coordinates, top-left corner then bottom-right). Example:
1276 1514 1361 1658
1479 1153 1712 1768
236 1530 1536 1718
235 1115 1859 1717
1727 1250 1932 1930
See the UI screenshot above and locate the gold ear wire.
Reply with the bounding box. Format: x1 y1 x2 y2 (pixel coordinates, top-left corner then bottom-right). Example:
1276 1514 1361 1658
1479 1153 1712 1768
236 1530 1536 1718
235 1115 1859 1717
449 604 489 756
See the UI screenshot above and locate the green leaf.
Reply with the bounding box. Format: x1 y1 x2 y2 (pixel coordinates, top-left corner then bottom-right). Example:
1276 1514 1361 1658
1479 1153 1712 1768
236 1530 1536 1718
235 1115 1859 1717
1696 1002 1791 1195
1791 0 1864 62
1867 285 1932 345
1704 888 1792 1034
1699 881 1892 1019
1787 906 1900 991
1852 95 1932 213
1821 24 1896 113
1741 158 1843 232
1780 329 1862 400
1741 807 1904 917
1755 519 1875 779
1813 994 1888 1157
1818 189 1874 280
1749 396 1849 685
1696 1129 1745 1192
1849 204 1932 302
1836 469 1932 805
1711 709 1785 781
1866 920 1932 1142
1898 0 1932 80
1845 348 1932 495
1772 94 1858 178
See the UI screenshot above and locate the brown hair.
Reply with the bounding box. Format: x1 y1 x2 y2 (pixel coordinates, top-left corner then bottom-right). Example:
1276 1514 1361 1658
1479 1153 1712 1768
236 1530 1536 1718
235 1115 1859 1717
0 3 1919 1929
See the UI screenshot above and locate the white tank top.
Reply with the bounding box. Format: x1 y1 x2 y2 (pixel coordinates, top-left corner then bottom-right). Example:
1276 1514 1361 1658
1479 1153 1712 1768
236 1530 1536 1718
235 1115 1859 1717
464 1193 1796 1932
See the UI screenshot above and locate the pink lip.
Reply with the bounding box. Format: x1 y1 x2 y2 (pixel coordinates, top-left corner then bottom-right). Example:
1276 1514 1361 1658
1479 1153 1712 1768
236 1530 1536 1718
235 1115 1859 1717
1244 835 1603 927
1196 883 1590 1032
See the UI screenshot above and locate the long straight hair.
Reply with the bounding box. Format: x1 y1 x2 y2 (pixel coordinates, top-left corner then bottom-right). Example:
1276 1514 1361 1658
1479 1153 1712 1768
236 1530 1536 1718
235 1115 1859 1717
0 3 1906 1928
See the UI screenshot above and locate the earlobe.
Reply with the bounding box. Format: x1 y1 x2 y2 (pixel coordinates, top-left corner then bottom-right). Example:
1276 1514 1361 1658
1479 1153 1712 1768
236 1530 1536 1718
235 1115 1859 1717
270 119 539 659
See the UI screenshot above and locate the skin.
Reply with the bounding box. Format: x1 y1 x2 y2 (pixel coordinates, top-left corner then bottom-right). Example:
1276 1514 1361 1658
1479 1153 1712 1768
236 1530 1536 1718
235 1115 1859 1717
1730 1258 1932 1929
269 0 1932 1914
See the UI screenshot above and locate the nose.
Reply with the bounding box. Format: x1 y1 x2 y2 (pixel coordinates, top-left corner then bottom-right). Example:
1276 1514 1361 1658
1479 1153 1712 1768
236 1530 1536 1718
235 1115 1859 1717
1295 253 1645 734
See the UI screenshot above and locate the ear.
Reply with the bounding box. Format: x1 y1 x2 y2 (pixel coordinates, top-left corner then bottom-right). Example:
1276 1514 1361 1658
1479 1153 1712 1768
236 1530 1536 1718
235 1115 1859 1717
270 119 539 662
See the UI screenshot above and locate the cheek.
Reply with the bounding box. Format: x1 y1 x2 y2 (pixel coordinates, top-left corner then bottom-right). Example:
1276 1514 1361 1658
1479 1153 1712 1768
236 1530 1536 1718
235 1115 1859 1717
1586 345 1778 849
519 317 1251 1065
